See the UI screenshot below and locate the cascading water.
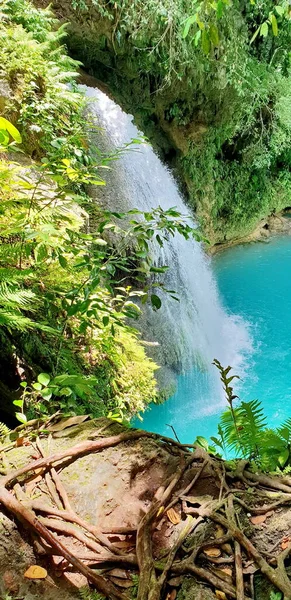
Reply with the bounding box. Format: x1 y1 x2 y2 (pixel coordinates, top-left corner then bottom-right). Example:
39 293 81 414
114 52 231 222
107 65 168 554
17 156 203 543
83 85 251 425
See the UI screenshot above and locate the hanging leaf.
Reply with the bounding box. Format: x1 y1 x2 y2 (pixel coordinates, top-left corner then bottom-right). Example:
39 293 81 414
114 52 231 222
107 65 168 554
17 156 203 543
260 22 269 37
202 30 210 54
194 30 202 46
0 117 22 143
250 25 261 43
209 24 220 47
182 15 196 39
271 13 278 36
32 382 42 391
151 294 162 309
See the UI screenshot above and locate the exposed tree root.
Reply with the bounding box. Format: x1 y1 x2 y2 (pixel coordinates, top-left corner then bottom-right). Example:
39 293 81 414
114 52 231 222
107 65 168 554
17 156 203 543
1 424 291 599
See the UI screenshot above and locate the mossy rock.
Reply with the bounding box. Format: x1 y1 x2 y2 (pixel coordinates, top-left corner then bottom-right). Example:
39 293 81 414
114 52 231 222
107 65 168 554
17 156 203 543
177 578 216 600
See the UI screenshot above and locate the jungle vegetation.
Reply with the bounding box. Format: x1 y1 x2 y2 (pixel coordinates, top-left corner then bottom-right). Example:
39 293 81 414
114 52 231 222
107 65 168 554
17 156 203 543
0 0 201 425
61 0 291 245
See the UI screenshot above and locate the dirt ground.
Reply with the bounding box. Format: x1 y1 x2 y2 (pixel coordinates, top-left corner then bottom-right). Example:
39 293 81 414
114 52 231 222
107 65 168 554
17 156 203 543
1 418 291 600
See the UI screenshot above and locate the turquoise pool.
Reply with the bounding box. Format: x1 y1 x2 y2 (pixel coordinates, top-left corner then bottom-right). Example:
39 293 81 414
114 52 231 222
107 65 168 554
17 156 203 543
139 236 291 443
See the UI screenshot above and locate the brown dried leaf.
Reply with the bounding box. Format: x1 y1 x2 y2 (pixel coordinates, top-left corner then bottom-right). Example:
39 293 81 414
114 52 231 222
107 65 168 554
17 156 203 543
204 547 222 558
243 562 258 575
166 508 181 525
281 538 290 550
24 566 47 580
108 569 129 579
250 514 267 525
16 437 25 447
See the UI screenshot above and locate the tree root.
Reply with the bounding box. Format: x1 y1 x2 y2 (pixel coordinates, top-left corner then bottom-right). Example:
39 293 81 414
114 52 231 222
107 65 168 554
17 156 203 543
2 426 291 600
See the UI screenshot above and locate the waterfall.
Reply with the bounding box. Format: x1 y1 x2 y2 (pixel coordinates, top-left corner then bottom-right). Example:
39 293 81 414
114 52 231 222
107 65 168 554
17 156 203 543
82 85 251 399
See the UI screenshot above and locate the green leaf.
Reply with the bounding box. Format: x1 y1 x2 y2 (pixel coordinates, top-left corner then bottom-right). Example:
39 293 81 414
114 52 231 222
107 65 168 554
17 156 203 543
195 436 209 450
271 13 278 36
209 24 219 46
260 22 269 37
0 117 22 143
194 29 202 46
0 129 10 146
151 294 162 309
37 373 51 386
20 381 27 389
201 30 210 54
250 25 261 44
182 15 196 39
216 0 224 19
32 382 42 391
94 238 107 246
41 388 52 401
15 412 27 423
278 449 289 467
275 5 285 16
58 255 68 269
102 316 109 326
13 399 23 408
59 387 73 396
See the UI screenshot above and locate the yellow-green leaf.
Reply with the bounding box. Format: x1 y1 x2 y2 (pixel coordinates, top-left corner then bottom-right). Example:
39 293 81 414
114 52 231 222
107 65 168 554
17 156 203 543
271 13 278 36
209 24 220 46
0 117 22 143
260 22 269 37
202 30 210 54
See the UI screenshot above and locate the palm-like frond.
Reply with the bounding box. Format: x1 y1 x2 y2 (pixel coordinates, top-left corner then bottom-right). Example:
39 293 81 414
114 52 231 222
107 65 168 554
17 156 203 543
277 417 291 444
219 399 267 459
237 399 267 457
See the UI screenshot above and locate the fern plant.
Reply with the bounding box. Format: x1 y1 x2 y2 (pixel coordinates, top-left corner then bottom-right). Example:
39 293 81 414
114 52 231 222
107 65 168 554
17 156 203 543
79 586 105 600
0 421 11 438
211 361 291 471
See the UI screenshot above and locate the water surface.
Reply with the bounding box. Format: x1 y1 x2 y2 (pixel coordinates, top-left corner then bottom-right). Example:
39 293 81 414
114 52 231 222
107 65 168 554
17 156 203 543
140 236 291 442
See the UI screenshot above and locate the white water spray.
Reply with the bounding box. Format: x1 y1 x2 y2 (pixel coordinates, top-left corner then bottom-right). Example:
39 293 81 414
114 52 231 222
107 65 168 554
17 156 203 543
83 86 251 406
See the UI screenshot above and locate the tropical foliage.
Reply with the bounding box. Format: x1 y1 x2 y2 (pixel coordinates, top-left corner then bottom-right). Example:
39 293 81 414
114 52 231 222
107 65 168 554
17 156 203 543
205 360 291 472
64 0 291 244
0 0 201 424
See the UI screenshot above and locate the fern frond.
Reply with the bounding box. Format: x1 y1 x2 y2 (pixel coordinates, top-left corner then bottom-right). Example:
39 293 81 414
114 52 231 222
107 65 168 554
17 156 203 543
0 284 36 309
258 429 288 471
0 268 32 282
0 309 34 331
79 587 104 600
0 421 11 437
219 399 267 459
277 417 291 443
238 399 267 457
